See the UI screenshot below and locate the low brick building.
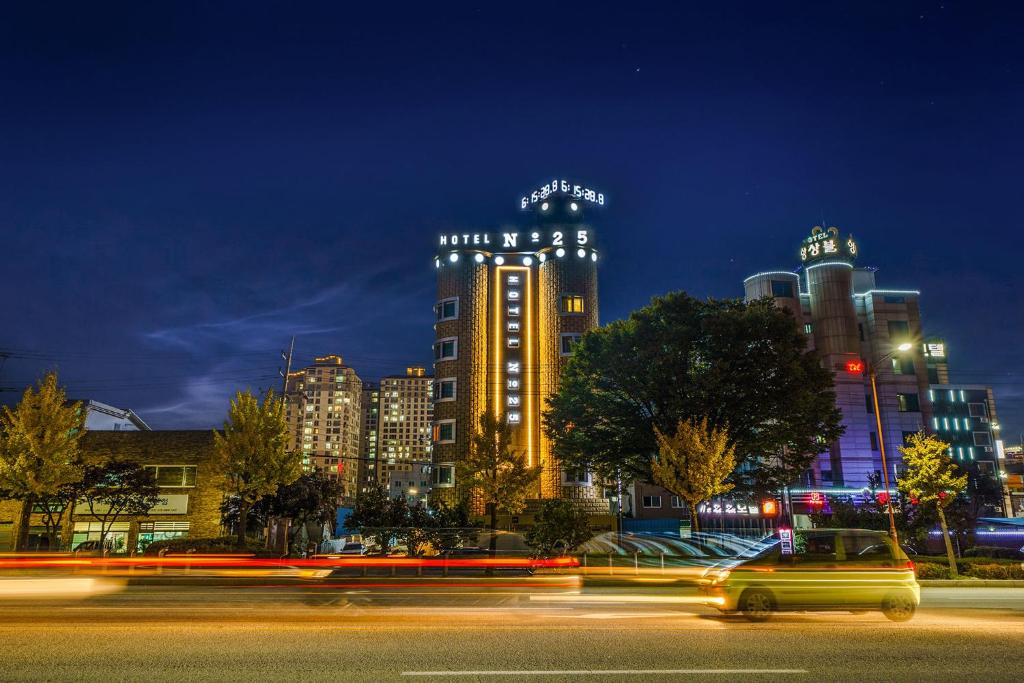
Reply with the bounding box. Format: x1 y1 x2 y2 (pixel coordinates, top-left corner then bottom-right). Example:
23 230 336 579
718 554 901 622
0 430 225 553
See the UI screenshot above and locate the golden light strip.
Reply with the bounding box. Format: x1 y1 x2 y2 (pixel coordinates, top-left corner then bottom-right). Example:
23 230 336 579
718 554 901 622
525 264 533 466
493 265 534 466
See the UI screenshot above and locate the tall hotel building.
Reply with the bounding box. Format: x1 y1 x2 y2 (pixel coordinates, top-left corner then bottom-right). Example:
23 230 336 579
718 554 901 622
743 227 1009 513
431 180 602 504
284 355 362 502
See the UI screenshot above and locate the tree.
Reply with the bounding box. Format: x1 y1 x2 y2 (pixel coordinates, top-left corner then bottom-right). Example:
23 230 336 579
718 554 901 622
460 412 542 558
650 417 736 533
898 432 968 577
212 389 302 545
222 470 345 555
525 499 593 556
345 482 409 553
79 462 164 549
0 372 86 550
543 293 843 494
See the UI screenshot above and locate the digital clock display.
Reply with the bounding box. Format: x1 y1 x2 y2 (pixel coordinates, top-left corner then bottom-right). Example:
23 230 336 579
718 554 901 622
520 179 605 209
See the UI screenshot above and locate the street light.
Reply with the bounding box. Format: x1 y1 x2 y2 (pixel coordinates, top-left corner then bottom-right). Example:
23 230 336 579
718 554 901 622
867 341 913 545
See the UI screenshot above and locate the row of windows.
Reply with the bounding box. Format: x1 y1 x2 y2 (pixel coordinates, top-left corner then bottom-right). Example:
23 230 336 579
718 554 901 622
434 295 587 322
434 335 584 361
642 495 687 509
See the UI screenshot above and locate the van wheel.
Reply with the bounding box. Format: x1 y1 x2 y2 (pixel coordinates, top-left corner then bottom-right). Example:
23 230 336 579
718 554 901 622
739 588 775 622
881 593 916 622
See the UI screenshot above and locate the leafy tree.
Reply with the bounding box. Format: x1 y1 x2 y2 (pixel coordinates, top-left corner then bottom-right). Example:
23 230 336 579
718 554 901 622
221 470 345 555
78 462 164 547
898 432 968 577
650 417 737 533
212 389 302 545
525 499 593 556
460 412 542 558
543 293 843 494
344 482 409 553
0 372 87 550
424 499 478 552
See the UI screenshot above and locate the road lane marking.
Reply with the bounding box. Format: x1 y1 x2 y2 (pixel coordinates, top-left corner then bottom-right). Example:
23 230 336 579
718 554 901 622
402 669 807 676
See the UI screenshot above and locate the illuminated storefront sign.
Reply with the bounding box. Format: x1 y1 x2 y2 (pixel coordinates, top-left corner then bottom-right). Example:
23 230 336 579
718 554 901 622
923 341 946 358
799 226 858 263
438 229 590 251
494 266 533 463
520 178 605 209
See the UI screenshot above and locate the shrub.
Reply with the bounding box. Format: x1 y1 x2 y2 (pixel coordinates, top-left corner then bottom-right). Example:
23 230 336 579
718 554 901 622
964 563 1024 580
963 546 1024 560
143 536 277 557
914 562 951 580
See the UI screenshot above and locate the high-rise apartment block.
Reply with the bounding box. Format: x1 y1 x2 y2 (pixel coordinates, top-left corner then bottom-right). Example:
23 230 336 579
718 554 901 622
284 355 362 502
377 367 433 500
359 382 380 494
431 180 602 506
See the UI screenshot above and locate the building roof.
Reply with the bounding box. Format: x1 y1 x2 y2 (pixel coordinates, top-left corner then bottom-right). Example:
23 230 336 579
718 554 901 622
74 399 152 430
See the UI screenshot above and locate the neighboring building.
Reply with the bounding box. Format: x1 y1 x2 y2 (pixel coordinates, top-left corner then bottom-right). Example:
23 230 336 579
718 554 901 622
284 355 362 502
742 226 1008 515
431 180 603 509
0 431 224 552
377 367 433 500
358 382 380 494
1003 444 1024 517
76 399 151 431
745 226 932 493
929 384 1012 516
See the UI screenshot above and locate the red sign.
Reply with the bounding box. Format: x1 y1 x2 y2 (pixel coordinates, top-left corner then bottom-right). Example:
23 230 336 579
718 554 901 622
808 492 825 508
845 359 865 374
876 491 890 505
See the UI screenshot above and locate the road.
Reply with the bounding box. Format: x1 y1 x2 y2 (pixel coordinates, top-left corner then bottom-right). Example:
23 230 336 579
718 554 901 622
0 579 1021 682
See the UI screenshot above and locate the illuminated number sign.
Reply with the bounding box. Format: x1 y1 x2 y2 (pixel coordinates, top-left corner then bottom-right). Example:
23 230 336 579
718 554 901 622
438 229 591 252
845 359 865 374
799 226 858 263
520 178 605 209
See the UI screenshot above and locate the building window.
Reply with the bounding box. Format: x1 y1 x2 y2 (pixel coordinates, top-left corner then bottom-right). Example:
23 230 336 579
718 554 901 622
858 323 865 341
865 394 875 414
433 464 455 487
670 496 685 509
561 295 585 314
770 280 794 298
804 323 813 334
887 320 910 341
560 333 582 356
435 297 458 321
896 393 920 412
144 466 197 488
968 402 987 418
642 495 662 508
433 337 458 361
562 468 591 486
973 431 992 447
434 378 456 402
892 357 916 375
869 432 879 451
433 420 455 444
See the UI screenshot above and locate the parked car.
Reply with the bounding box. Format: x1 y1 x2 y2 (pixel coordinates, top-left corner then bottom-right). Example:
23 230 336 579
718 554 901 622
338 543 367 555
699 528 919 622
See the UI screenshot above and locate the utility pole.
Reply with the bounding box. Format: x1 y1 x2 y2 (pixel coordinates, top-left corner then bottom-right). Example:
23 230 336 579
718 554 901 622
279 336 295 400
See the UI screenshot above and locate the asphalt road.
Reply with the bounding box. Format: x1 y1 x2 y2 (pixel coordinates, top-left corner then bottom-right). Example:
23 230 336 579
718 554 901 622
0 580 1021 683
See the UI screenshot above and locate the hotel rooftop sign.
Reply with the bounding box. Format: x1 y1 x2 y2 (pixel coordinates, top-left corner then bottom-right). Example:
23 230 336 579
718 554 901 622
800 226 858 264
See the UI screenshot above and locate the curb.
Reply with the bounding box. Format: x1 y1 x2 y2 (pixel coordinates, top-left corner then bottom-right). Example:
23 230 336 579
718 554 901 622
919 579 1024 588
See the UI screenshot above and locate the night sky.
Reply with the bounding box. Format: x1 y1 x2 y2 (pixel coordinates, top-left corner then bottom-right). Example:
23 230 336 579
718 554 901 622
2 3 1022 440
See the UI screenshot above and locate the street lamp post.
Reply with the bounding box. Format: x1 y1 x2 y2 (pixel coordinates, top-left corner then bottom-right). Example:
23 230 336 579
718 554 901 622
867 342 913 545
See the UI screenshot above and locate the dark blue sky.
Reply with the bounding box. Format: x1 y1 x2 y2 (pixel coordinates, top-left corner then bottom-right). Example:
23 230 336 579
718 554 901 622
2 2 1022 439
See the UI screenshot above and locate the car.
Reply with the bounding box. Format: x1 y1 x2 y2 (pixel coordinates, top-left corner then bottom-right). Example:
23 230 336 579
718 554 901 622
699 528 919 622
338 543 367 555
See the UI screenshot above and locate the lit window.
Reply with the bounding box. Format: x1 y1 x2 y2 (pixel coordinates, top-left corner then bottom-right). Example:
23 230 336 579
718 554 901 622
561 295 585 314
433 420 456 444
